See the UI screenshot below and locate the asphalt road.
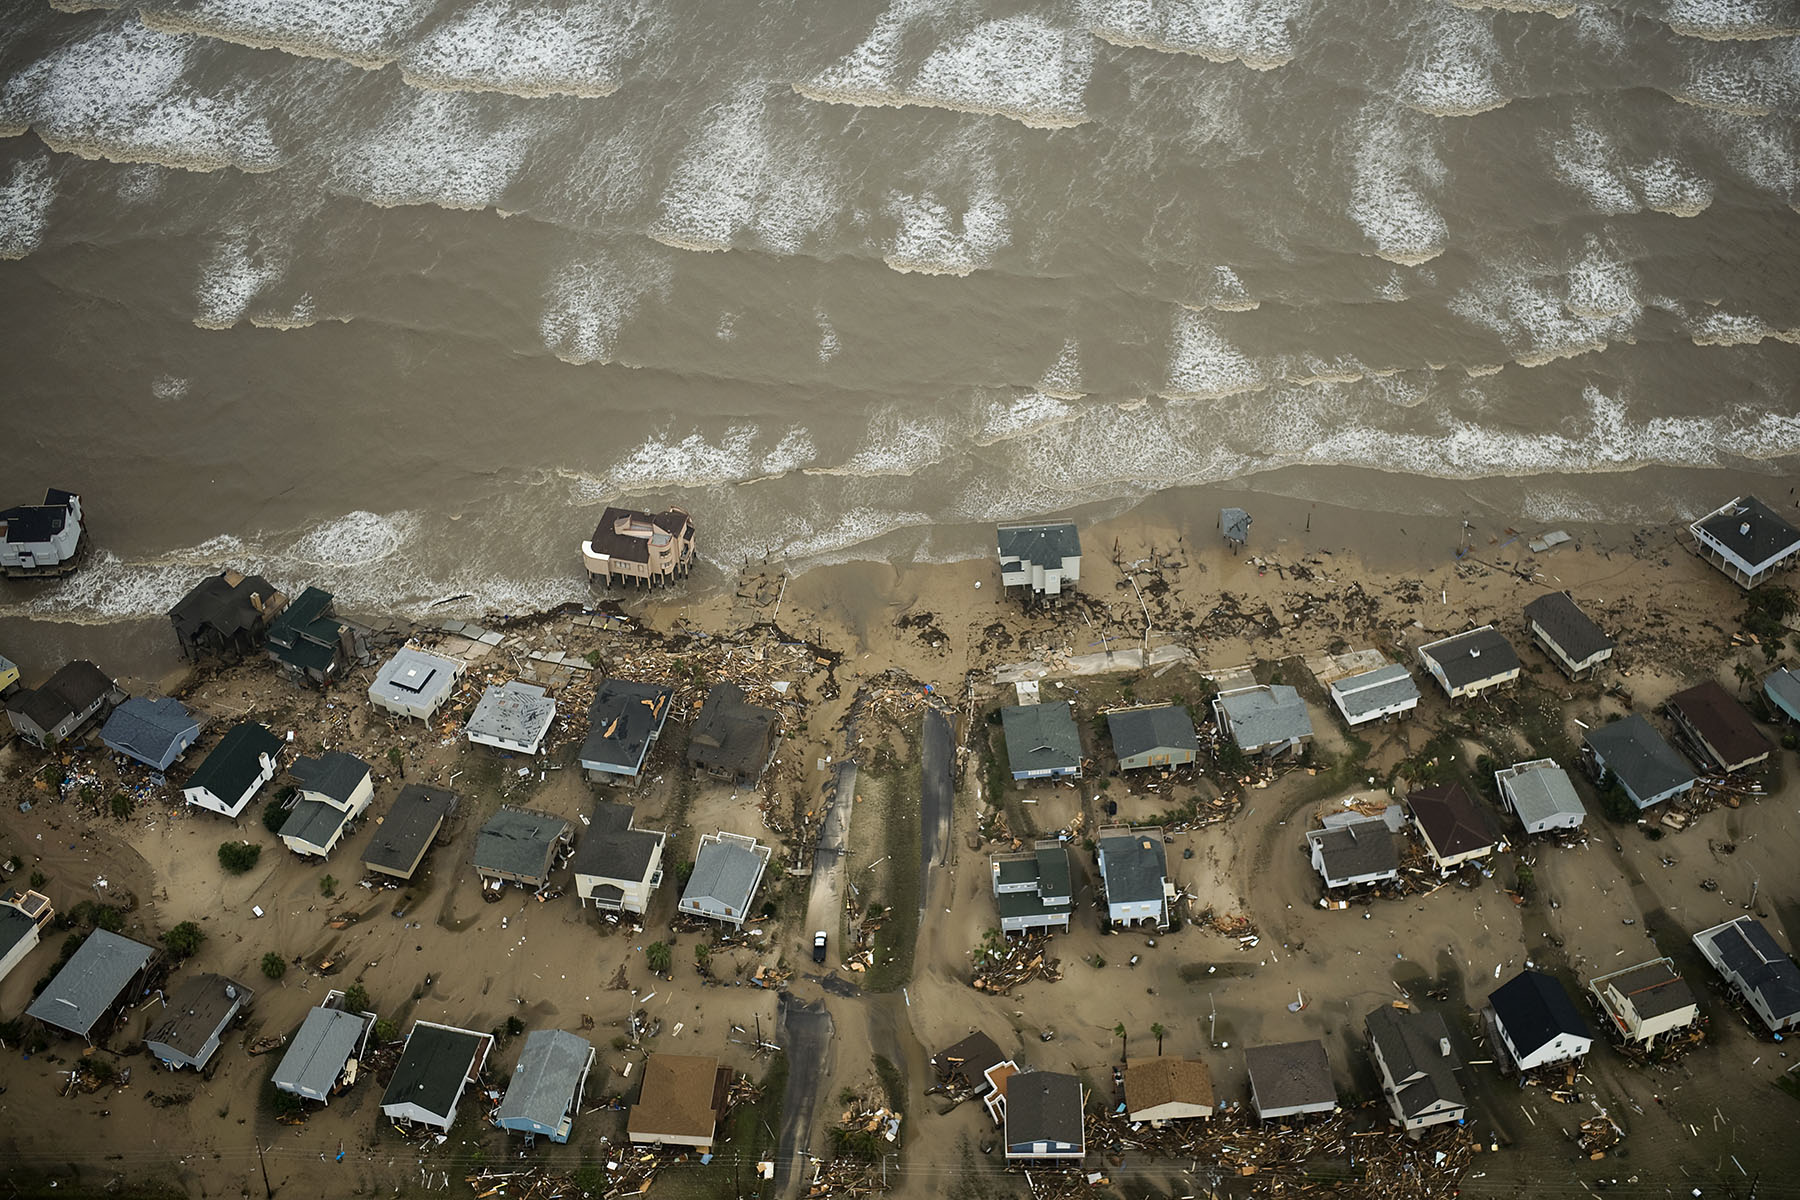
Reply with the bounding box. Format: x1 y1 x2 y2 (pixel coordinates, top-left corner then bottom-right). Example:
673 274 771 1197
773 990 833 1197
919 707 953 909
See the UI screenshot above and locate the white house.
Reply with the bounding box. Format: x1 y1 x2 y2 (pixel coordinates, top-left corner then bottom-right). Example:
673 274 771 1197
678 832 772 928
466 681 556 755
1690 495 1800 589
1522 592 1615 679
1693 916 1800 1033
1589 959 1700 1047
380 1022 493 1130
1305 816 1399 889
1003 1072 1085 1160
1095 827 1171 929
368 646 462 722
0 488 84 575
0 893 49 987
1495 759 1587 834
1328 663 1420 727
1366 1006 1466 1132
1417 626 1521 700
1487 970 1593 1072
279 752 374 858
182 723 282 819
572 802 667 915
997 523 1081 602
1214 684 1313 757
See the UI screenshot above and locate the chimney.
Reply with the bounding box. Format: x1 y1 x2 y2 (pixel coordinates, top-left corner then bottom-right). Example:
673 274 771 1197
1740 522 1752 536
249 592 264 613
1469 648 1480 658
1439 1037 1451 1057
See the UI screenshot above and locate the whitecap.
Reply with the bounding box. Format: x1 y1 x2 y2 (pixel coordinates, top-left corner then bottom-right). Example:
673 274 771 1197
539 247 674 366
137 0 434 70
1038 338 1083 396
809 412 947 477
328 90 533 211
1630 155 1713 216
1547 116 1640 214
1090 0 1304 71
972 392 1078 446
883 190 1010 275
1400 7 1510 116
1688 309 1800 345
287 510 417 567
1658 0 1800 41
1163 310 1269 399
1563 236 1641 320
151 374 189 401
0 154 55 260
399 0 655 99
194 230 287 329
1347 108 1449 264
1451 249 1639 365
1200 266 1259 311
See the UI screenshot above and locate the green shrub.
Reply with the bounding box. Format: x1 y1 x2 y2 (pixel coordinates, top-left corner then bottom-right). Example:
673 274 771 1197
342 983 372 1015
29 870 46 890
110 792 132 820
262 802 289 835
318 875 336 898
261 952 287 980
162 921 205 959
374 1018 398 1043
218 841 261 874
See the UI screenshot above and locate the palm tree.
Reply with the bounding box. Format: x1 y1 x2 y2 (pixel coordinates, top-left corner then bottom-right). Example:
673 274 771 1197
646 941 672 974
1112 1021 1128 1061
1150 1022 1166 1057
1734 660 1756 697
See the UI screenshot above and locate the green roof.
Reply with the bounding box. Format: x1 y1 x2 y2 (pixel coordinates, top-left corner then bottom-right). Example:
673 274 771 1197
1035 846 1072 896
273 634 339 673
185 723 280 801
997 889 1074 921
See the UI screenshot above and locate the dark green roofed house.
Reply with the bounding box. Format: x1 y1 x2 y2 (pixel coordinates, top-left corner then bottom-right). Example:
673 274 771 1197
1107 704 1198 771
265 586 349 686
380 1021 493 1130
990 840 1074 933
182 723 283 819
1000 702 1082 780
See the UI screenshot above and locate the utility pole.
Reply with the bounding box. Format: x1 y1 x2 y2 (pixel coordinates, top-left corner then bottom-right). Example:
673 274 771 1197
255 1139 273 1198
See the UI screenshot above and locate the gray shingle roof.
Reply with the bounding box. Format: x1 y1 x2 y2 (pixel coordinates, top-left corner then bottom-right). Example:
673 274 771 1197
1698 917 1800 1026
685 683 778 778
290 751 371 804
100 697 198 767
1001 702 1082 773
1694 496 1800 568
145 973 251 1062
997 523 1080 570
280 798 354 851
369 647 460 712
1004 1071 1084 1146
581 679 673 774
1497 760 1587 829
474 807 572 882
1216 685 1313 750
495 1030 594 1134
1585 715 1695 804
362 785 456 875
1097 830 1167 904
273 1006 372 1099
1766 667 1800 721
1523 592 1614 662
1419 627 1521 689
571 803 664 882
1595 960 1695 1020
1106 706 1198 761
1365 1006 1463 1121
1667 680 1770 770
680 835 768 918
26 929 156 1037
1307 819 1398 882
1244 1040 1334 1113
1330 663 1420 718
466 681 556 750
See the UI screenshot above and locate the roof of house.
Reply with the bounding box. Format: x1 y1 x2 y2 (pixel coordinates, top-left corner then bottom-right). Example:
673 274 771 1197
7 660 115 731
1766 667 1800 718
628 1053 723 1142
581 679 673 772
1408 783 1497 859
1243 1040 1334 1112
100 696 198 764
25 929 156 1037
1097 829 1168 903
682 835 767 917
466 682 556 748
266 586 335 645
588 507 692 565
381 1024 489 1116
280 798 355 851
0 489 78 543
1365 1006 1463 1120
1308 819 1398 880
0 905 39 959
1489 970 1591 1055
1419 626 1521 688
686 683 778 776
369 647 460 709
1667 680 1770 767
1698 917 1800 1024
290 751 371 804
361 785 456 874
1523 591 1615 661
495 1030 594 1132
997 522 1080 569
145 974 251 1059
185 723 281 801
571 803 664 883
168 571 280 642
1694 496 1800 567
1330 663 1420 714
1005 1071 1084 1145
1221 507 1251 543
1216 685 1313 749
274 1005 371 1098
1107 705 1198 760
1597 960 1696 1020
1498 760 1587 828
1001 702 1082 772
1585 715 1695 800
931 1032 1005 1090
474 807 572 880
1125 1058 1214 1114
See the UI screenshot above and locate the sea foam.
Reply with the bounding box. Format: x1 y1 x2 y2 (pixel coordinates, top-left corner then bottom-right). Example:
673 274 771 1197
1090 0 1303 71
328 90 533 211
1163 310 1268 400
137 0 434 70
399 0 655 99
539 248 673 365
1347 109 1449 264
1400 7 1510 116
193 230 287 328
1658 0 1800 41
0 154 56 260
1451 245 1641 366
884 188 1011 276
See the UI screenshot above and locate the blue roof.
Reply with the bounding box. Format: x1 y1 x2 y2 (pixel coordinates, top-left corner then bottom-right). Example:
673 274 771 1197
1765 668 1800 723
100 697 199 769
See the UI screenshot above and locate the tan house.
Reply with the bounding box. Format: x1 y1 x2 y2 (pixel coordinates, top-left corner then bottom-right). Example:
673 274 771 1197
1124 1058 1214 1123
1589 959 1700 1046
582 507 696 588
627 1053 731 1149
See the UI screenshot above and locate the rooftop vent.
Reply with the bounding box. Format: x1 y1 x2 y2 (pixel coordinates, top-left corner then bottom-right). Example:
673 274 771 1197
1439 1037 1451 1057
1741 522 1752 536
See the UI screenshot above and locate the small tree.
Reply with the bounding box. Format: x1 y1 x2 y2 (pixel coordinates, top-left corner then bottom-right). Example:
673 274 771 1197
1151 1022 1167 1057
387 745 405 780
218 841 262 874
263 800 290 835
110 792 132 821
163 921 205 960
319 874 337 898
342 983 372 1014
645 941 672 974
694 943 711 976
1734 661 1757 697
373 1018 398 1043
261 952 287 980
1112 1021 1128 1062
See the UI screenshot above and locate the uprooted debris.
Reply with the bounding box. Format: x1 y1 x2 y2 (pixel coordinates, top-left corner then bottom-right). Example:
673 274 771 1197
970 932 1063 992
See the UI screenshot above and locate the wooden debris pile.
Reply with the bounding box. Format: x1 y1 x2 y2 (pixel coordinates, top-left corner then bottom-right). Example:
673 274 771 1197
1575 1113 1624 1157
804 1156 892 1197
970 932 1063 992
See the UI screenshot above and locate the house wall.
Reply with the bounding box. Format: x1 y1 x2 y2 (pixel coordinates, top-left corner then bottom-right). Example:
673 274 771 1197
1333 691 1418 727
1667 710 1769 774
1000 554 1081 597
1308 839 1395 889
1692 524 1799 588
628 1128 714 1149
1502 1026 1590 1071
1252 1096 1336 1120
0 512 81 568
0 922 40 985
183 752 277 819
382 1099 459 1131
1370 1044 1463 1131
1107 898 1164 926
305 776 374 817
1131 1100 1213 1122
1605 988 1698 1043
1591 746 1694 809
282 821 348 859
1118 747 1196 771
1429 663 1520 700
1011 763 1080 781
1004 1139 1083 1159
576 850 663 914
1000 909 1070 934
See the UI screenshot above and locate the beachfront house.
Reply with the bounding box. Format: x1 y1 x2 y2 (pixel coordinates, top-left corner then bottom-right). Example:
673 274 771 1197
1305 815 1399 889
1095 826 1172 929
0 652 18 698
1417 626 1520 701
380 1021 494 1131
494 1030 597 1144
1666 680 1771 774
144 973 253 1072
474 807 574 893
581 678 673 783
1693 916 1800 1033
572 802 667 915
1125 1058 1214 1123
6 660 123 749
1522 592 1615 679
0 488 83 575
1328 663 1420 727
1366 1006 1466 1133
1003 1071 1086 1160
265 586 350 687
628 1053 730 1150
0 891 52 988
1407 783 1499 874
932 1032 1007 1097
361 784 456 881
368 646 463 722
25 929 158 1044
1213 685 1313 758
1765 667 1800 723
272 999 376 1104
99 696 200 772
1584 715 1696 810
1244 1040 1336 1120
169 569 286 662
1221 506 1251 551
1689 495 1800 589
1000 701 1082 779
1107 704 1198 771
685 683 779 786
582 506 696 588
466 681 557 755
279 751 374 859
990 841 1075 934
996 522 1081 604
1589 959 1699 1047
1494 759 1587 834
677 832 772 928
1486 970 1592 1072
183 723 282 819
